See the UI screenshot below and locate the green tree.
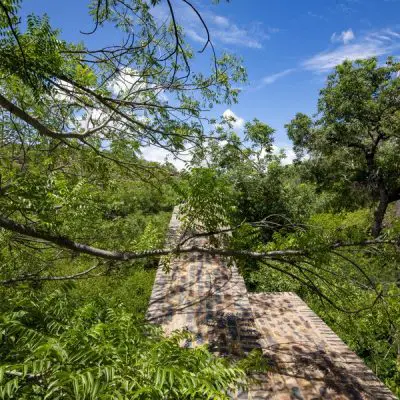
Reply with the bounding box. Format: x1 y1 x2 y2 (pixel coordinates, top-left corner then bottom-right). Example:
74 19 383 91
286 57 400 236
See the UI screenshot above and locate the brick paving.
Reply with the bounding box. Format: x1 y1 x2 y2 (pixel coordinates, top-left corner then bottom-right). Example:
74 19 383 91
147 210 396 399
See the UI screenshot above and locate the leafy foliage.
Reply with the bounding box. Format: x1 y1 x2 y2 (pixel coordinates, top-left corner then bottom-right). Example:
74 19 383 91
0 286 259 399
225 159 400 394
179 168 235 233
285 57 400 236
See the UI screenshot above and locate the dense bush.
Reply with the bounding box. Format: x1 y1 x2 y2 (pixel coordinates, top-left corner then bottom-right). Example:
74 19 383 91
0 286 258 399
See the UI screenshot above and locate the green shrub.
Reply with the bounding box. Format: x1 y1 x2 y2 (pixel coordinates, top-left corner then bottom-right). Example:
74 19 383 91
0 286 260 399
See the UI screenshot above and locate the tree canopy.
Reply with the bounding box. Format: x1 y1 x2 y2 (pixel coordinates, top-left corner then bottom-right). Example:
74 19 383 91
286 58 400 236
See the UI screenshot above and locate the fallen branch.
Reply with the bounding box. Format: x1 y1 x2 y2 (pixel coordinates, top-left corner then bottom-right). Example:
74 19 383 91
0 214 397 269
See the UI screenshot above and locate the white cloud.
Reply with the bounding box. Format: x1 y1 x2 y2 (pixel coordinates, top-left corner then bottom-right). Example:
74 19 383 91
187 15 267 49
186 29 206 43
53 80 76 103
303 28 400 72
109 67 168 105
211 22 267 49
140 145 190 170
222 109 245 131
331 29 355 44
272 145 297 165
258 144 297 165
213 15 229 28
261 69 295 85
77 107 105 130
109 68 146 96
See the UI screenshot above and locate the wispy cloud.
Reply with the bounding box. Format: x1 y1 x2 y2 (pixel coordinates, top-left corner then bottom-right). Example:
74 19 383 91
331 29 355 44
303 28 400 72
252 68 295 91
186 13 269 49
211 21 268 49
212 15 229 28
307 11 327 21
261 69 295 85
186 29 206 43
151 1 280 50
152 2 272 49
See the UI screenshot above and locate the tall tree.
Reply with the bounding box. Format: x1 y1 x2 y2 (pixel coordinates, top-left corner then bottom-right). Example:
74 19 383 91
286 57 400 236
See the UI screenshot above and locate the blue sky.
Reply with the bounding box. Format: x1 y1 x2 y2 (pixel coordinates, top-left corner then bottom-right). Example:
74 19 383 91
22 0 400 163
193 0 400 156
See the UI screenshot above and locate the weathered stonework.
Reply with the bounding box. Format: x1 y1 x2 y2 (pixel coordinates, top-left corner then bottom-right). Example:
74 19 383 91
147 210 396 399
147 208 260 356
248 293 396 399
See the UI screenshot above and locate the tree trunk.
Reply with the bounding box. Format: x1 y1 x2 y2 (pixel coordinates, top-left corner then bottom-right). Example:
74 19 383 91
372 188 389 238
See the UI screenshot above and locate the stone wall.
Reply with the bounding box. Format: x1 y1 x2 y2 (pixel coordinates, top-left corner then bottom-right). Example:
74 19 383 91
147 210 396 399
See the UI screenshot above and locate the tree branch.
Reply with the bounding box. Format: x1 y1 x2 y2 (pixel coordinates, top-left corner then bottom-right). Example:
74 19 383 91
0 214 305 264
1 264 102 285
1 213 399 277
0 93 112 140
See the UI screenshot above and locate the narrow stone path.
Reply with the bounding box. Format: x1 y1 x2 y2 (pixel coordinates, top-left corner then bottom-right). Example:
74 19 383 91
147 210 396 399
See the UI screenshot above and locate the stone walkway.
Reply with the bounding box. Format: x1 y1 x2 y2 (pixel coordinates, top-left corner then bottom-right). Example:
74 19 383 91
147 210 396 399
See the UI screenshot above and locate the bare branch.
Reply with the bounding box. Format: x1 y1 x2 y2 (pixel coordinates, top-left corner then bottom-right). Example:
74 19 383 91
1 263 102 285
